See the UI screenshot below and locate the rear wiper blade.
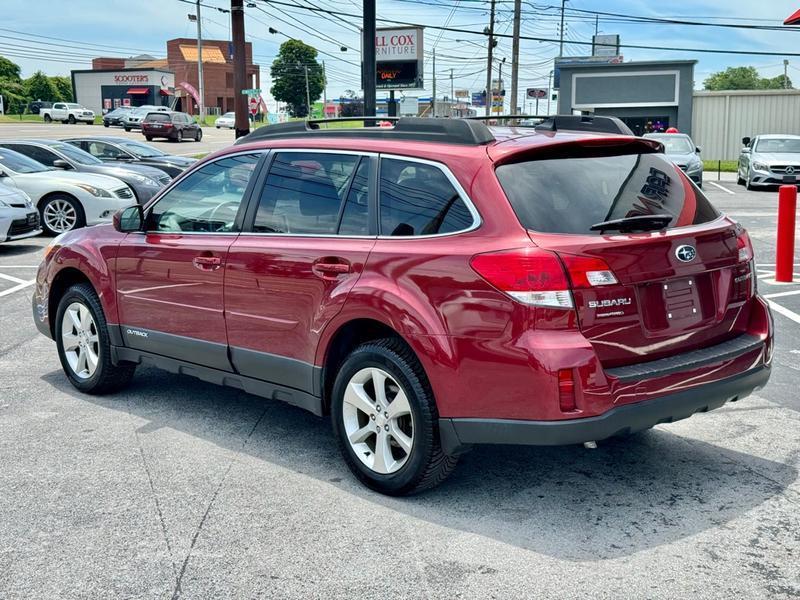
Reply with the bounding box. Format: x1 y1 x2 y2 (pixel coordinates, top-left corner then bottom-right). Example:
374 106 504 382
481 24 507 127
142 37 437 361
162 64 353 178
590 214 673 232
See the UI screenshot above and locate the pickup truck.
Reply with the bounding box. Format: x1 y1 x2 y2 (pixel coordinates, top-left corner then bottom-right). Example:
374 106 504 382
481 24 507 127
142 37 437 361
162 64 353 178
40 103 95 124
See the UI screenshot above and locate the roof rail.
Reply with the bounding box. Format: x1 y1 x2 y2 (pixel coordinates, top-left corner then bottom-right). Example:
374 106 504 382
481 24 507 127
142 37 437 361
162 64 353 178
467 114 634 136
534 115 633 136
234 117 496 146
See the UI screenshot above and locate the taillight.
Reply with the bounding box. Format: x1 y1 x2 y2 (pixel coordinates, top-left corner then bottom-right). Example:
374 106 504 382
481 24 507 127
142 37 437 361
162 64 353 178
470 247 573 309
558 369 577 412
560 254 618 288
736 229 754 263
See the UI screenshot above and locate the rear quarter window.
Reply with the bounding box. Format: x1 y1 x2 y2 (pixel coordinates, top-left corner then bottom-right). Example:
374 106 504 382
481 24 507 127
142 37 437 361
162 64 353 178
495 152 720 235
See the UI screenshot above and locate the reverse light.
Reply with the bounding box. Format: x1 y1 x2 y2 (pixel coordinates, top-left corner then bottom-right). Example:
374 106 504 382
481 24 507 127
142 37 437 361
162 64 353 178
560 254 619 288
736 230 754 263
470 247 574 309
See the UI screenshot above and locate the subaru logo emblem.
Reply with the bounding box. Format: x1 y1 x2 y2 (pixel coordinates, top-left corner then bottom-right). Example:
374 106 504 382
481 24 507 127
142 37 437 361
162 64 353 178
675 245 697 262
786 166 796 175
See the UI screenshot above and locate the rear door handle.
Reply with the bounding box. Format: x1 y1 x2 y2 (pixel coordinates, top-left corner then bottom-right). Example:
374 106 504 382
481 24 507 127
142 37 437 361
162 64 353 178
312 259 352 278
193 255 222 270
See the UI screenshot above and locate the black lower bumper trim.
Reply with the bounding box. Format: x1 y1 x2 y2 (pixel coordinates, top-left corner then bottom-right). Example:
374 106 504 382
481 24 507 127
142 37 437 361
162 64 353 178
439 364 770 453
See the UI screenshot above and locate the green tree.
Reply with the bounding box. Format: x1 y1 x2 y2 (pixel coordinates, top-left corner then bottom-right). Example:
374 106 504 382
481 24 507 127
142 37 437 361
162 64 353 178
0 77 28 113
270 40 324 117
0 55 21 81
704 66 793 91
24 70 58 102
703 66 761 90
50 76 73 102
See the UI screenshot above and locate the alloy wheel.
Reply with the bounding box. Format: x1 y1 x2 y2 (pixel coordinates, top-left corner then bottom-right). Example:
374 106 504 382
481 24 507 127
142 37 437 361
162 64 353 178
43 199 78 233
61 302 99 380
342 367 414 475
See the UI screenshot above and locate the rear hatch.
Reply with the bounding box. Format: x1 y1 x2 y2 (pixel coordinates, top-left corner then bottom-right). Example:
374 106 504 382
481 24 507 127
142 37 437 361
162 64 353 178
495 143 755 367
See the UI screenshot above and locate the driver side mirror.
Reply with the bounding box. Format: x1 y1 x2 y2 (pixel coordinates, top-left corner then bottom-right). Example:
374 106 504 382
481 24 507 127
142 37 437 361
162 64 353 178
52 159 72 170
113 205 144 233
741 147 751 154
742 137 751 146
0 170 6 178
695 146 701 154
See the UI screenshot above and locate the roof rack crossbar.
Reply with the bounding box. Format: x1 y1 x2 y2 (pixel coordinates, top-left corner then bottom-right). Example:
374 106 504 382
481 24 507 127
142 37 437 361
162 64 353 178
234 117 495 146
467 113 634 136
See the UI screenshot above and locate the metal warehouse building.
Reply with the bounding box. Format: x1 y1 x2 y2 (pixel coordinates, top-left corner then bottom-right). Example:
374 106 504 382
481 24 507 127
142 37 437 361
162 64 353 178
692 89 800 161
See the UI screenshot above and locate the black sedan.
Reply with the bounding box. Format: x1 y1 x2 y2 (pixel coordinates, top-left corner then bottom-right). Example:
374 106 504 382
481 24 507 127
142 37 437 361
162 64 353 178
0 139 171 204
61 136 197 178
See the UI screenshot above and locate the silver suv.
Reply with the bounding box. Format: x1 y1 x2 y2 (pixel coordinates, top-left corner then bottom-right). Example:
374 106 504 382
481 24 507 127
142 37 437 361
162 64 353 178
121 105 169 132
644 133 703 188
738 134 800 190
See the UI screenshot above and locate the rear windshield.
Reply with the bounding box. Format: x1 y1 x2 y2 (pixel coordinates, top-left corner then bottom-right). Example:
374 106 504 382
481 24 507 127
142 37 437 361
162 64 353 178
496 153 720 235
145 113 170 123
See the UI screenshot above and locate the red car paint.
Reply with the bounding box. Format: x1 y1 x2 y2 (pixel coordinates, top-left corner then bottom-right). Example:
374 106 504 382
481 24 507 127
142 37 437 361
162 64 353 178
33 125 773 428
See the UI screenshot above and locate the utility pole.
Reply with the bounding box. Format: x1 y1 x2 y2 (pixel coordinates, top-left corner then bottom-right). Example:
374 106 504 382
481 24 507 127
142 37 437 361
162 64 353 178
498 58 505 116
231 0 249 138
363 0 376 117
785 59 790 89
559 0 567 57
195 0 205 122
450 67 454 116
595 14 599 36
510 0 521 115
485 0 496 117
303 65 312 118
432 47 436 118
322 61 327 118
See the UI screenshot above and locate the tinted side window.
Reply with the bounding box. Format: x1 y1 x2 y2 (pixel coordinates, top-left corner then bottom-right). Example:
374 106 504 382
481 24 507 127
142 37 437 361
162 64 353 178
379 158 474 236
148 153 261 233
338 158 370 235
87 141 124 159
3 144 57 167
495 153 720 235
253 152 359 234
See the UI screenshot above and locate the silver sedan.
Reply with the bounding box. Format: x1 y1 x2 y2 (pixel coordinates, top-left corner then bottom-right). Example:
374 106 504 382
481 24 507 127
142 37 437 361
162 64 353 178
738 134 800 190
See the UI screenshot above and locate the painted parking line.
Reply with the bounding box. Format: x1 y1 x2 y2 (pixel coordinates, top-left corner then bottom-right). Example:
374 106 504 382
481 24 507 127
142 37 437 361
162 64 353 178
768 299 800 325
0 272 29 285
0 279 34 298
763 289 800 300
707 181 736 195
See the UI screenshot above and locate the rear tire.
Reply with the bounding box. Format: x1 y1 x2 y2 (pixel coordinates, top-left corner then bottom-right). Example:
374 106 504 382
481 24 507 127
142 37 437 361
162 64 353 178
145 136 153 142
103 122 110 128
124 126 131 132
331 338 458 496
176 130 183 143
55 283 135 395
44 114 52 123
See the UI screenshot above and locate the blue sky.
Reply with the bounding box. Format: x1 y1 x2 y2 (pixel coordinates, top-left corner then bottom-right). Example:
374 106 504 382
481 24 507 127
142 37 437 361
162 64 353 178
4 0 800 108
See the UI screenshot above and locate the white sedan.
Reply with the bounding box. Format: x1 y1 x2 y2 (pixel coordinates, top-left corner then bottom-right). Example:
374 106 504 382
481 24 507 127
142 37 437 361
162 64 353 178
0 148 136 235
215 112 236 129
0 184 41 242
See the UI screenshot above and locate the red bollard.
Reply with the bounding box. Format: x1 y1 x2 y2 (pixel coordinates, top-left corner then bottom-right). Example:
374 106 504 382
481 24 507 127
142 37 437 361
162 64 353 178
776 185 797 282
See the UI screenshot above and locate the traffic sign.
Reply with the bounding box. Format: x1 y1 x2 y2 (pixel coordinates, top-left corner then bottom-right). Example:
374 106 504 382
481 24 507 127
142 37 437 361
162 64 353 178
249 97 258 115
241 88 261 96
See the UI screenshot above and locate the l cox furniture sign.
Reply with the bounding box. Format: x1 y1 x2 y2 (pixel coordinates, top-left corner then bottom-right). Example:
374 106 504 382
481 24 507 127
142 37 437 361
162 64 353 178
374 27 424 90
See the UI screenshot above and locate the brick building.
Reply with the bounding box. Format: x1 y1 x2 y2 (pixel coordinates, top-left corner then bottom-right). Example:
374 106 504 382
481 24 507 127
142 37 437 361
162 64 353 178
167 38 259 115
77 39 259 116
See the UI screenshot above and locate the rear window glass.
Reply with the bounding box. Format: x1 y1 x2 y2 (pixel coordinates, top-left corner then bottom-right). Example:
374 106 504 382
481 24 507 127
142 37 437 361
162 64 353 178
145 113 170 123
496 153 720 235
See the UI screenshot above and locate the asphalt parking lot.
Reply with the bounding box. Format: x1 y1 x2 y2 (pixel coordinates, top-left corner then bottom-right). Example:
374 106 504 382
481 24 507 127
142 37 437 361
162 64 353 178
0 181 799 599
0 120 238 157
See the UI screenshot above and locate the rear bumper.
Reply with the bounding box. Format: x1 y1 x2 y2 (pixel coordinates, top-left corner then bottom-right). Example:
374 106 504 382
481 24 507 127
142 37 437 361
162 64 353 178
440 363 770 454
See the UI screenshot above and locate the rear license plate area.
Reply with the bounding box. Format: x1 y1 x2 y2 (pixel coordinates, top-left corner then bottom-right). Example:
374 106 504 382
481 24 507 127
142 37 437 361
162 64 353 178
641 275 713 331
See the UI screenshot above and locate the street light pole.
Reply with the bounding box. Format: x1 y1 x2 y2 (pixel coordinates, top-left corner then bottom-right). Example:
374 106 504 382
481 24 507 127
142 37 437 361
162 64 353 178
195 0 205 122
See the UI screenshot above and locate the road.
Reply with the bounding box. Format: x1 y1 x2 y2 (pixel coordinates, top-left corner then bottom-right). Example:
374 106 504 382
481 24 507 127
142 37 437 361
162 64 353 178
0 182 798 599
0 121 239 157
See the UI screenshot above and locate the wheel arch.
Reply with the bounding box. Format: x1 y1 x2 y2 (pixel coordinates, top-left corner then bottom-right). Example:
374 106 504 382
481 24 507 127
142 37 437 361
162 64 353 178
47 267 96 338
37 190 82 212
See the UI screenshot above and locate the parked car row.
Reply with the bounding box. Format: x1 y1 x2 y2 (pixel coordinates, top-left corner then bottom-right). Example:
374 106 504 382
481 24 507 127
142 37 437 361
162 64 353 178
0 138 196 239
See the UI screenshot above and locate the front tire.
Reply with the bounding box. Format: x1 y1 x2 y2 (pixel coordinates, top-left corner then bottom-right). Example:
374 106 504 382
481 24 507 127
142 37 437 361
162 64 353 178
55 283 135 394
176 130 183 143
331 338 458 496
145 136 153 142
40 194 85 235
195 129 202 141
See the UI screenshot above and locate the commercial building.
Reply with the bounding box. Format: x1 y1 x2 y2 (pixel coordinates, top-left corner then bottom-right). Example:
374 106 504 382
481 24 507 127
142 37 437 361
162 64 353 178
556 60 696 136
74 38 259 115
71 68 175 115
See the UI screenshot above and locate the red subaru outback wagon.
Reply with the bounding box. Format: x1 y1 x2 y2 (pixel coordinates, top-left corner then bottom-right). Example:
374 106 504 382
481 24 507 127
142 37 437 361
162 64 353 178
33 116 773 495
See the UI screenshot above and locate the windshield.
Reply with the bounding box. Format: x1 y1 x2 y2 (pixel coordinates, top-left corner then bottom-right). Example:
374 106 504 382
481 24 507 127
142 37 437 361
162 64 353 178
222 112 235 118
496 152 720 235
650 136 694 154
755 138 800 153
0 148 50 173
51 143 102 166
119 140 166 158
